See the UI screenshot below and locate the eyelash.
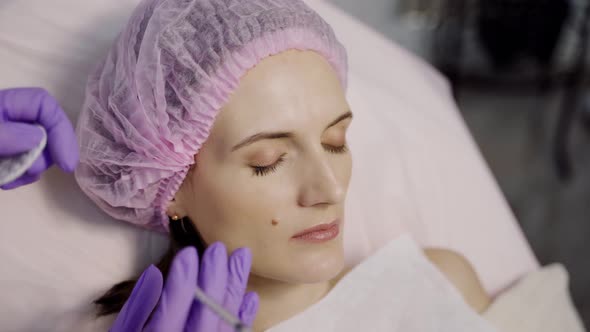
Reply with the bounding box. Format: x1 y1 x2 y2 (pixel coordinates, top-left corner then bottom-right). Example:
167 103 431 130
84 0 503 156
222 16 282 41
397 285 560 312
251 144 348 177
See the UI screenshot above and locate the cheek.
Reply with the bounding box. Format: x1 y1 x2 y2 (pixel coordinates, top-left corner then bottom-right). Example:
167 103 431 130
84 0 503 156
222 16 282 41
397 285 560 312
336 153 353 190
189 169 290 251
185 154 349 282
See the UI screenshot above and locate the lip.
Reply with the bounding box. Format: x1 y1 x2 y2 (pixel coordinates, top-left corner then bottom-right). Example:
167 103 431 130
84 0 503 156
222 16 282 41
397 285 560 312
291 219 341 243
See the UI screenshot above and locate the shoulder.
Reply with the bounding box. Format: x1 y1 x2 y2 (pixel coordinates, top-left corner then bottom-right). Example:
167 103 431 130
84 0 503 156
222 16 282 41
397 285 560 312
423 248 491 313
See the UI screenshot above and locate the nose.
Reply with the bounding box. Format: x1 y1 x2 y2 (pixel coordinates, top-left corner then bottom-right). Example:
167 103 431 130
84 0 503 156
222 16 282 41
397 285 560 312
297 153 345 207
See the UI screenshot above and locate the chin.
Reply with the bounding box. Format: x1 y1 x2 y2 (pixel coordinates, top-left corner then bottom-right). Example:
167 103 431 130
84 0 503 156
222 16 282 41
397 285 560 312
300 259 344 283
290 242 345 283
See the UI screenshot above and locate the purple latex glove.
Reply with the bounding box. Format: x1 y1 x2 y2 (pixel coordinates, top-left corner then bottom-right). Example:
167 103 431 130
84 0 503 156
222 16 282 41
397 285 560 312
0 87 79 189
111 243 259 332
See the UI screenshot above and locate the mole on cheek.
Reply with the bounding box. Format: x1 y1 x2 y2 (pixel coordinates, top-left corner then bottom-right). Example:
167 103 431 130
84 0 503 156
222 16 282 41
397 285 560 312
271 219 279 226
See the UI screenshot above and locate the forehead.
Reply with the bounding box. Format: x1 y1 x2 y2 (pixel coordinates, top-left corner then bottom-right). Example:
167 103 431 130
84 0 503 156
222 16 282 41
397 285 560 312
209 50 347 143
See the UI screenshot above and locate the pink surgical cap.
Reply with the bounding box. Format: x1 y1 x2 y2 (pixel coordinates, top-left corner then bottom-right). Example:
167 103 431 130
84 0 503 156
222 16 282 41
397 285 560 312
75 0 348 233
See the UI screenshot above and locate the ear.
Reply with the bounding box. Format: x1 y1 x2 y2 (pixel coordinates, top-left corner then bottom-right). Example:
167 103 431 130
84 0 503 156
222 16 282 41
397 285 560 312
166 194 188 219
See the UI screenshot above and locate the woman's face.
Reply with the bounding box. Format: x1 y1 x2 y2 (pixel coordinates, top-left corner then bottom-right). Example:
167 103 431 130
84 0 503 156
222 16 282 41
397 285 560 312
169 50 353 284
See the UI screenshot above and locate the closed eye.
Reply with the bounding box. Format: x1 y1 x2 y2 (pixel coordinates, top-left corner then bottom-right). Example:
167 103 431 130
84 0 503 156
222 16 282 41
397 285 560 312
251 154 286 177
322 143 348 154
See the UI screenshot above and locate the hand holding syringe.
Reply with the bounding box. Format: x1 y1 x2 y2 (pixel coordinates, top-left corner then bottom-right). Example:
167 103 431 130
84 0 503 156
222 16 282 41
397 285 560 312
110 242 258 332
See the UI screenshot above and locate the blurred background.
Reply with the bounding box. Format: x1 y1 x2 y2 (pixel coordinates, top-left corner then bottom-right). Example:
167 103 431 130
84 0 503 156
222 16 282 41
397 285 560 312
328 0 590 327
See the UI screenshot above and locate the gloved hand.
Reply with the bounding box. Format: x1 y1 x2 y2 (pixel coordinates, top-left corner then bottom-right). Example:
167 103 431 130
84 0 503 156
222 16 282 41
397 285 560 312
0 87 79 189
110 242 259 332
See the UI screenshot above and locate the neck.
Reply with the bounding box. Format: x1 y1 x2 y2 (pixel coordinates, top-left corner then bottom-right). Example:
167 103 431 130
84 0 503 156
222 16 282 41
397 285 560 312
247 275 333 332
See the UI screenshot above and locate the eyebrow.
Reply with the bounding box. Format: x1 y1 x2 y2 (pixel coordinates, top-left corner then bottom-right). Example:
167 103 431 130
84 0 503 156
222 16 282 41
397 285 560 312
231 110 353 152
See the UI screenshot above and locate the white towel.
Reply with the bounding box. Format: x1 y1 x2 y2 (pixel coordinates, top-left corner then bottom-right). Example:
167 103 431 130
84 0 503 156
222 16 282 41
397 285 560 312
268 234 498 332
483 264 586 332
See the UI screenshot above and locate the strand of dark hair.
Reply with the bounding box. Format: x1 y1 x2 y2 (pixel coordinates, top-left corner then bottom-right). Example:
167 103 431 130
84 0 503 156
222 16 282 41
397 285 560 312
94 217 206 317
